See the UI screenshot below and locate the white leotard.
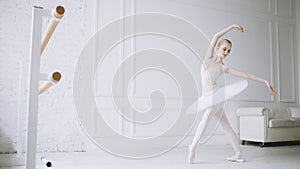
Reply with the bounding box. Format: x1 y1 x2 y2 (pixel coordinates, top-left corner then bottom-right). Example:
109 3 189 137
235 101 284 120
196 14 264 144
201 58 224 94
186 57 248 115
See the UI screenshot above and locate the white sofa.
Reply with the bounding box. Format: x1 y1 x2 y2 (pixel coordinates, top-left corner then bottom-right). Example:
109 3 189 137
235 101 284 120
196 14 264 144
236 107 300 147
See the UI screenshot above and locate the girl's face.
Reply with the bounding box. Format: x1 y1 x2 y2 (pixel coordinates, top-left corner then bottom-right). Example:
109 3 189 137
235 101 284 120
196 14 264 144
217 42 232 59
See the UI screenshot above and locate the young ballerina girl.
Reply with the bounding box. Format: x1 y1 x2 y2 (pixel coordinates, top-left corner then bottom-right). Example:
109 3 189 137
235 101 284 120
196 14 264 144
188 24 276 164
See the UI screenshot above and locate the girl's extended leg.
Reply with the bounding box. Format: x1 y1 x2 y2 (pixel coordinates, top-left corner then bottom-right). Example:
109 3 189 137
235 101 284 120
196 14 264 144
188 109 211 163
215 109 245 162
188 106 220 164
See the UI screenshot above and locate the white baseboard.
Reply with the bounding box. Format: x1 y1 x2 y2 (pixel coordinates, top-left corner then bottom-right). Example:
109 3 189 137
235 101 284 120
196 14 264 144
0 154 25 167
84 133 231 153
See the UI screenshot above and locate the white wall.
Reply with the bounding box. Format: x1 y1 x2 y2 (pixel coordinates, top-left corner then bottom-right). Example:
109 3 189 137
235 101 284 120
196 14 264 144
86 0 299 147
0 0 298 154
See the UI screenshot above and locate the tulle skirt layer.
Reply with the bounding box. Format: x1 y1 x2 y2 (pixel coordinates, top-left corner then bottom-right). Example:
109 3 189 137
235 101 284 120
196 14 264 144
186 80 248 114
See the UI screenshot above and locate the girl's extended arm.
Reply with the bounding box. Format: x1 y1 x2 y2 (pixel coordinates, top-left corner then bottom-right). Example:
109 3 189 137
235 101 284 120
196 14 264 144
205 24 244 60
224 66 276 95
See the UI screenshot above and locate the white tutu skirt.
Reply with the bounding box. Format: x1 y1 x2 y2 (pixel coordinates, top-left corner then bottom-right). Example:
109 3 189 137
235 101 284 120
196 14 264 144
186 80 248 114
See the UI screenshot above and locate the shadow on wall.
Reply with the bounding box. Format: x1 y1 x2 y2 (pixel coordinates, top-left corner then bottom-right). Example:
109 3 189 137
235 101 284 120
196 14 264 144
0 127 25 167
0 127 16 154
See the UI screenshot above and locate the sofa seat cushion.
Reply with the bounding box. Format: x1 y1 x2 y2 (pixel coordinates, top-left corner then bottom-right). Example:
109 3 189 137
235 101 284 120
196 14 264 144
292 117 300 127
269 119 294 128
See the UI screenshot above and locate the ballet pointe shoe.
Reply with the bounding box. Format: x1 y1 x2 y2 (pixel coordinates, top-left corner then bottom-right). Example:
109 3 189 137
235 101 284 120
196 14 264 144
226 153 245 162
188 145 195 164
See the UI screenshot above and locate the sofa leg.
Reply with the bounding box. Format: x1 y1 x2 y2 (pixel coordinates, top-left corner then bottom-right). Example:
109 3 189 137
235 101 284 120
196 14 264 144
259 142 265 147
241 140 246 145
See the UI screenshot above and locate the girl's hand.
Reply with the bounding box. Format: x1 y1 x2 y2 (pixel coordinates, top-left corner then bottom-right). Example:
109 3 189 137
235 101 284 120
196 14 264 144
233 24 245 32
265 81 276 95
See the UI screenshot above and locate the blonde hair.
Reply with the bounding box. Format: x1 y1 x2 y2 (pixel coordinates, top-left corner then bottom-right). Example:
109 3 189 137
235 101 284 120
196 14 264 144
217 39 232 47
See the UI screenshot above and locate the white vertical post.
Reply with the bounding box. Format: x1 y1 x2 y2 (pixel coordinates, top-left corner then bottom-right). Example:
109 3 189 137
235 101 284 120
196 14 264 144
17 61 25 157
25 5 64 168
26 6 43 169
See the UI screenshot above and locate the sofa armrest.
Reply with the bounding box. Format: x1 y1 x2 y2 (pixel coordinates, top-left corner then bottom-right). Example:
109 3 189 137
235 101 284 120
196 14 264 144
237 107 270 117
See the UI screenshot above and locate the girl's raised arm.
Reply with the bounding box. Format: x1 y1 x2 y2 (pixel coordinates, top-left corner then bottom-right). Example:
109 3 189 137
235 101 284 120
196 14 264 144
205 25 244 60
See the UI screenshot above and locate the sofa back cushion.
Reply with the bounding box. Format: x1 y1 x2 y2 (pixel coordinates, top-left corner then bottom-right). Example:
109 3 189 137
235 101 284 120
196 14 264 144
269 108 291 119
289 108 300 117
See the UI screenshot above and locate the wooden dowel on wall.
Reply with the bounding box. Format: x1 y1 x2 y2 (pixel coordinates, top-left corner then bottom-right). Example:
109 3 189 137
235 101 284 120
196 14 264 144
39 72 62 95
40 6 65 54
